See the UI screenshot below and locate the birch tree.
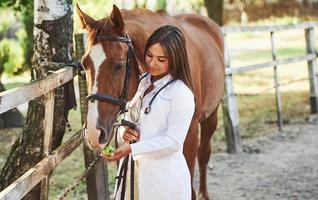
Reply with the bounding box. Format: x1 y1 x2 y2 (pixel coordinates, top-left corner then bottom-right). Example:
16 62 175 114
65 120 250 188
0 0 73 199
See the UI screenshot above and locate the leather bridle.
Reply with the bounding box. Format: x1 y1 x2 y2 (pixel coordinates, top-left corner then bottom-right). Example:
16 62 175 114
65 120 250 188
74 33 136 150
85 34 134 114
83 34 137 200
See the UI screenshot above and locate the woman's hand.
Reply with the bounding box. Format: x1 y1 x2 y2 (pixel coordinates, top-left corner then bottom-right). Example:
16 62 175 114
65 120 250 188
100 143 131 161
122 127 140 144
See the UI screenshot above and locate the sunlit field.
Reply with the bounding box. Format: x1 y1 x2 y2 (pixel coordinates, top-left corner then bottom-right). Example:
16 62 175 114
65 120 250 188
0 22 317 198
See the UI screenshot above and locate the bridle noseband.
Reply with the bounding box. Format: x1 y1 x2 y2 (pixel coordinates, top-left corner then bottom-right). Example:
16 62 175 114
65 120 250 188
85 34 134 114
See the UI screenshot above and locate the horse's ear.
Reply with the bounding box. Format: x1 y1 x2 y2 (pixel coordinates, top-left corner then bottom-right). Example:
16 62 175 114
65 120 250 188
110 4 124 33
76 3 96 31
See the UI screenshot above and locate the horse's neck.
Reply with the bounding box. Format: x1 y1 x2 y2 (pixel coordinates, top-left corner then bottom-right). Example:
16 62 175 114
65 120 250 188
124 11 177 101
126 21 149 72
125 12 174 72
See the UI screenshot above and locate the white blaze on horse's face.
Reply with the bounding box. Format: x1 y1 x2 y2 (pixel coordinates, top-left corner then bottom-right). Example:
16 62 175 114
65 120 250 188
86 43 106 149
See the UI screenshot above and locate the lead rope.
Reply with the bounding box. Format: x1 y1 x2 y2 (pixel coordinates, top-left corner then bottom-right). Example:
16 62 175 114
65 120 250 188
57 156 100 200
113 124 136 200
130 146 135 200
115 146 135 200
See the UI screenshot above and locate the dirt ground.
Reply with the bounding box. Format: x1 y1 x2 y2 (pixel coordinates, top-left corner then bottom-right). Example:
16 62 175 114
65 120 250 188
194 115 318 200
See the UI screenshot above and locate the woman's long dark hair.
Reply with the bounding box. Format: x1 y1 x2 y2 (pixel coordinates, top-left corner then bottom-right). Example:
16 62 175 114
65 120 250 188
144 25 194 92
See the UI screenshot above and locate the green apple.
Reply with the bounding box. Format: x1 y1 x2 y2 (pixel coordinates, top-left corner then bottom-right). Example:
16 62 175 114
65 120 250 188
102 145 114 156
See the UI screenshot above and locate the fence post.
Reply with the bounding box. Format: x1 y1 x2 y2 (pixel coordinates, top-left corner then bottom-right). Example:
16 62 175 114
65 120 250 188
222 33 242 153
270 31 283 131
305 27 318 114
40 90 55 200
75 33 110 200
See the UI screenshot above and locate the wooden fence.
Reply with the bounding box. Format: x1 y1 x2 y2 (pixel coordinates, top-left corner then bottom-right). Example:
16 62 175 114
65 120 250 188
222 22 318 153
0 34 109 200
0 67 82 200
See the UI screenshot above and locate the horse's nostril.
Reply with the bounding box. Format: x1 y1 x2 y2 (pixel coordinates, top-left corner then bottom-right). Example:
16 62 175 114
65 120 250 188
99 129 107 144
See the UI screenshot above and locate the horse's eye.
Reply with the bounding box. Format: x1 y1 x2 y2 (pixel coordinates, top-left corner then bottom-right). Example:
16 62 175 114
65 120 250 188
114 60 125 71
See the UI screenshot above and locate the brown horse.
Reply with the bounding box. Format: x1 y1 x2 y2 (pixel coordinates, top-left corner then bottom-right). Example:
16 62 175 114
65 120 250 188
76 4 224 200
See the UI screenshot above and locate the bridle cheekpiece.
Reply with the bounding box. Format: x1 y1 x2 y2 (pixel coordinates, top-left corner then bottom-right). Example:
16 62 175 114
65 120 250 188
85 33 134 114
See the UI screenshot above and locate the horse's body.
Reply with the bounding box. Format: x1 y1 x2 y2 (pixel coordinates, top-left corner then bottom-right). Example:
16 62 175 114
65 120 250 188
77 4 224 199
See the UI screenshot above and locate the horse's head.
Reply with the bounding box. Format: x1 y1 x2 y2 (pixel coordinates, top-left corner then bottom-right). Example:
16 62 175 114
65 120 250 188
76 4 139 150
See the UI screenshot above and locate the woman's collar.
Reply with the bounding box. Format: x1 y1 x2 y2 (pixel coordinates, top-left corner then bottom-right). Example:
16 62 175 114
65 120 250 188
145 73 173 87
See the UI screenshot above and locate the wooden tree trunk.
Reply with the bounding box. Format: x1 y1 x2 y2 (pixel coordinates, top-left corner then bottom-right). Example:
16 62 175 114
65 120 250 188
0 0 73 199
204 0 224 26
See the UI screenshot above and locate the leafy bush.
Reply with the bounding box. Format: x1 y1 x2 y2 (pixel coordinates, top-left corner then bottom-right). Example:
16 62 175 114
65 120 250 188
0 8 28 76
0 39 24 76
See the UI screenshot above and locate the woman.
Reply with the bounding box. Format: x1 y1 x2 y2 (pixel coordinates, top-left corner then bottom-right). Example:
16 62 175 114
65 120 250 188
102 25 195 200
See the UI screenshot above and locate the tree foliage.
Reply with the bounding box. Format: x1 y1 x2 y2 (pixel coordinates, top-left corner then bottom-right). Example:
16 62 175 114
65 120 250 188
187 0 204 13
0 39 24 76
0 40 10 77
0 0 33 74
156 0 167 10
0 0 32 12
74 0 114 32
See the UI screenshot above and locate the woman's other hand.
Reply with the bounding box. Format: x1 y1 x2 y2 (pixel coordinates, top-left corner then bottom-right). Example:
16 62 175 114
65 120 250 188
100 144 131 161
122 127 140 144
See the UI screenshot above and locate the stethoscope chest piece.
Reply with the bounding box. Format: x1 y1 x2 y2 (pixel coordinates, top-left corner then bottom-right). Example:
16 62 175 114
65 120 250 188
144 106 151 114
142 79 175 115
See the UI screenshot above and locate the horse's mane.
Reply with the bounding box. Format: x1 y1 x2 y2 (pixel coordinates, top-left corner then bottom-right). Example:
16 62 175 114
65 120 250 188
120 7 168 21
88 18 114 45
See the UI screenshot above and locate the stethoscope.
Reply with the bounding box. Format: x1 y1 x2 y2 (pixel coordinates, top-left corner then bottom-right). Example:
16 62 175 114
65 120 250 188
144 79 176 114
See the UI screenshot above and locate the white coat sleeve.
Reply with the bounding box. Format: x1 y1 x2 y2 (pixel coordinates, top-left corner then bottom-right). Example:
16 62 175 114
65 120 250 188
116 81 143 145
130 84 195 160
116 110 135 145
116 126 126 145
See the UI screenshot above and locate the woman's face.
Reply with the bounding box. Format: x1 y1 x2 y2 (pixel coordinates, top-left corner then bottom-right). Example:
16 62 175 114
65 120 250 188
145 43 169 77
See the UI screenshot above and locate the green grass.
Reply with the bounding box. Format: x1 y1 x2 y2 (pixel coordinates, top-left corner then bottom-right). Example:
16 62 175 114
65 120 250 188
277 47 306 58
49 145 87 199
212 91 310 153
2 82 28 90
227 28 316 68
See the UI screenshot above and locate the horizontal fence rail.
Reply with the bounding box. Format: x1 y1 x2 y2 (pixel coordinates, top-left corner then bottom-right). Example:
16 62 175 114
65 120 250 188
0 132 82 200
0 66 81 200
0 67 75 114
225 53 317 75
221 22 318 153
222 22 318 33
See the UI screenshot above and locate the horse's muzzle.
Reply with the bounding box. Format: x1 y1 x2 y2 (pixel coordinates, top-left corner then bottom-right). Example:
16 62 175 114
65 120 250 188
82 127 106 150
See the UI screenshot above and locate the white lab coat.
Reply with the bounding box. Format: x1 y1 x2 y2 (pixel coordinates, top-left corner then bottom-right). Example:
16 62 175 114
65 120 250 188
115 73 195 200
